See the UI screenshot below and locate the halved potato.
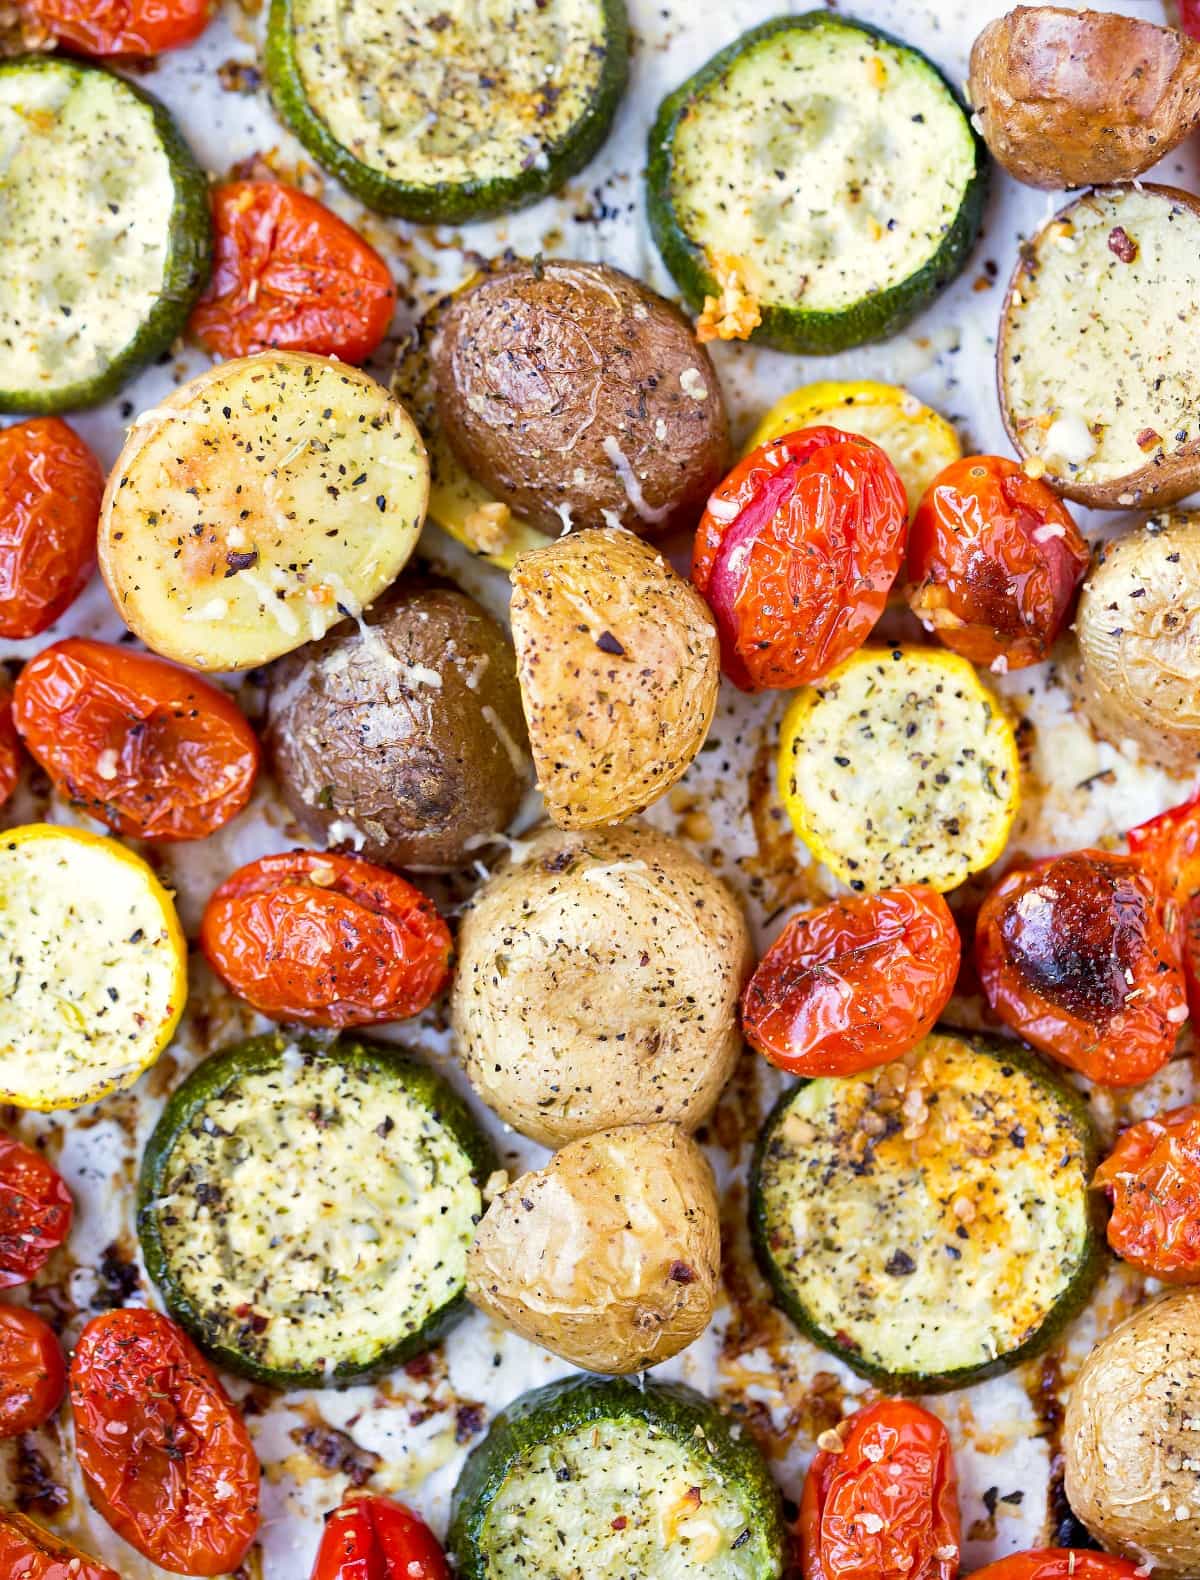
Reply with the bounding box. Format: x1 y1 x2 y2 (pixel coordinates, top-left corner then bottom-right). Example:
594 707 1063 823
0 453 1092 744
999 185 1200 510
778 645 1020 892
969 7 1200 190
743 380 960 513
0 825 186 1109
99 352 429 671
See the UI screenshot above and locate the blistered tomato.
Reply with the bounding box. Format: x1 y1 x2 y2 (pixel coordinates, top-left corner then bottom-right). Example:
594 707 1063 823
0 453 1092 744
741 887 959 1076
0 1133 72 1289
1095 1104 1200 1282
1129 790 1200 1021
975 850 1187 1085
0 1511 119 1580
0 683 20 810
691 426 908 691
0 1305 65 1437
201 851 453 1027
27 0 215 54
907 455 1089 670
0 418 102 640
191 182 396 363
13 638 259 842
311 1495 450 1580
969 1555 1143 1580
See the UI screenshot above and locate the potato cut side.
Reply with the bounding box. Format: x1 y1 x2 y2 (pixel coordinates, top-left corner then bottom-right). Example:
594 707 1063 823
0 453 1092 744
999 185 1200 509
100 352 429 671
0 825 186 1109
778 645 1019 893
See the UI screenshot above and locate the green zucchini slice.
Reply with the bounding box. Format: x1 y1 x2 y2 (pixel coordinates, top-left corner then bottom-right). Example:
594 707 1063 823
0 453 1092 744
265 0 629 224
449 1374 786 1580
646 12 987 354
751 1030 1103 1393
137 1033 496 1388
0 56 211 414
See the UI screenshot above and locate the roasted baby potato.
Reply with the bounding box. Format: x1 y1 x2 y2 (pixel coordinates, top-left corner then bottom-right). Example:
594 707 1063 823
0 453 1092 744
1064 1289 1200 1577
467 1122 720 1373
265 586 529 870
510 527 719 828
999 185 1200 510
430 258 729 538
1074 514 1200 774
451 822 752 1145
969 7 1200 190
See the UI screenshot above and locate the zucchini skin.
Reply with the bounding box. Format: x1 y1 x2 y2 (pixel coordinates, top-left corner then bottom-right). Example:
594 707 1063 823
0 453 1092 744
749 1030 1106 1394
264 0 630 224
645 12 989 355
137 1031 497 1389
448 1373 786 1580
0 56 211 416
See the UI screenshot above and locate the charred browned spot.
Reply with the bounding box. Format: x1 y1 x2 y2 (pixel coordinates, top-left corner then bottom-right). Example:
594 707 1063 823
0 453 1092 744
1025 1351 1101 1550
13 1434 67 1516
93 1240 141 1310
289 1421 381 1488
455 1402 486 1443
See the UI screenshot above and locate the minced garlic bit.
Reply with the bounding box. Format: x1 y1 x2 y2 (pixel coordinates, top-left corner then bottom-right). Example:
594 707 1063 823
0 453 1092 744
460 500 513 556
696 252 762 344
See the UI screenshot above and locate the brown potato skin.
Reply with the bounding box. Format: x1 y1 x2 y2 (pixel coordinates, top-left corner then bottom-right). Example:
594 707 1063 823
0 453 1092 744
265 586 529 871
451 822 752 1145
1065 1289 1200 1577
511 527 719 829
467 1123 720 1373
430 259 729 538
970 7 1200 189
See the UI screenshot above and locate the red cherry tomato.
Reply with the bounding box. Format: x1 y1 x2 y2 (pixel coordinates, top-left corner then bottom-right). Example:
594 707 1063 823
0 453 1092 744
311 1495 450 1580
975 850 1187 1085
1129 790 1200 1022
741 887 959 1076
1183 1 1200 40
13 638 259 842
0 1133 72 1290
1094 1103 1200 1282
0 1511 119 1580
191 183 396 363
800 1399 959 1580
970 1555 1143 1580
0 418 102 640
692 426 908 691
27 0 214 54
201 851 453 1028
0 683 20 811
906 455 1089 671
69 1308 259 1578
0 1305 65 1437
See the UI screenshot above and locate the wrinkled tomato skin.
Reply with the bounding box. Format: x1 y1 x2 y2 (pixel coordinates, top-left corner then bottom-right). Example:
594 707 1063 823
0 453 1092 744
0 418 102 640
970 1554 1143 1580
1095 1104 1200 1282
800 1399 959 1580
69 1308 259 1577
0 684 20 811
741 887 959 1076
975 850 1187 1086
0 1510 120 1580
13 638 260 842
0 1305 65 1437
692 426 908 691
28 0 214 54
907 455 1089 671
1129 791 1200 1023
0 1133 72 1290
191 183 396 362
201 851 453 1028
311 1495 451 1580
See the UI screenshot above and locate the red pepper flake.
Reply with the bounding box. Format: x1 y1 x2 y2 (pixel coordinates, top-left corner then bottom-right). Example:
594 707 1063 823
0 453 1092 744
1108 226 1138 263
1136 428 1163 452
612 1517 628 1531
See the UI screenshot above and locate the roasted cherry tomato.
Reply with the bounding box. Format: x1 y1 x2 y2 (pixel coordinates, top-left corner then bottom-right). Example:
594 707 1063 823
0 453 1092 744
191 182 396 363
0 418 102 640
13 638 259 842
741 887 959 1076
906 455 1089 671
0 1133 72 1290
201 851 453 1028
311 1495 450 1580
800 1399 959 1580
975 850 1187 1086
27 0 214 54
692 426 908 691
0 1305 65 1437
1184 1 1200 41
0 683 20 811
970 1554 1143 1580
1129 790 1200 1022
0 1511 119 1580
69 1308 259 1577
1095 1103 1200 1282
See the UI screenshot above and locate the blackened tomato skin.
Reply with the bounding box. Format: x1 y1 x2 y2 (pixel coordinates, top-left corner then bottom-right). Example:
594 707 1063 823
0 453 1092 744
13 638 260 842
0 1305 65 1437
1129 791 1200 1022
907 455 1089 671
0 1510 120 1580
969 1555 1143 1580
201 851 453 1028
310 1495 451 1580
975 850 1187 1086
741 887 959 1076
27 0 215 54
0 1133 73 1290
692 426 908 691
0 418 102 640
1095 1104 1200 1282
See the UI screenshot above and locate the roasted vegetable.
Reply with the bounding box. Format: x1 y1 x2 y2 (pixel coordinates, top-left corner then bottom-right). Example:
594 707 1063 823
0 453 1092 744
0 418 102 637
